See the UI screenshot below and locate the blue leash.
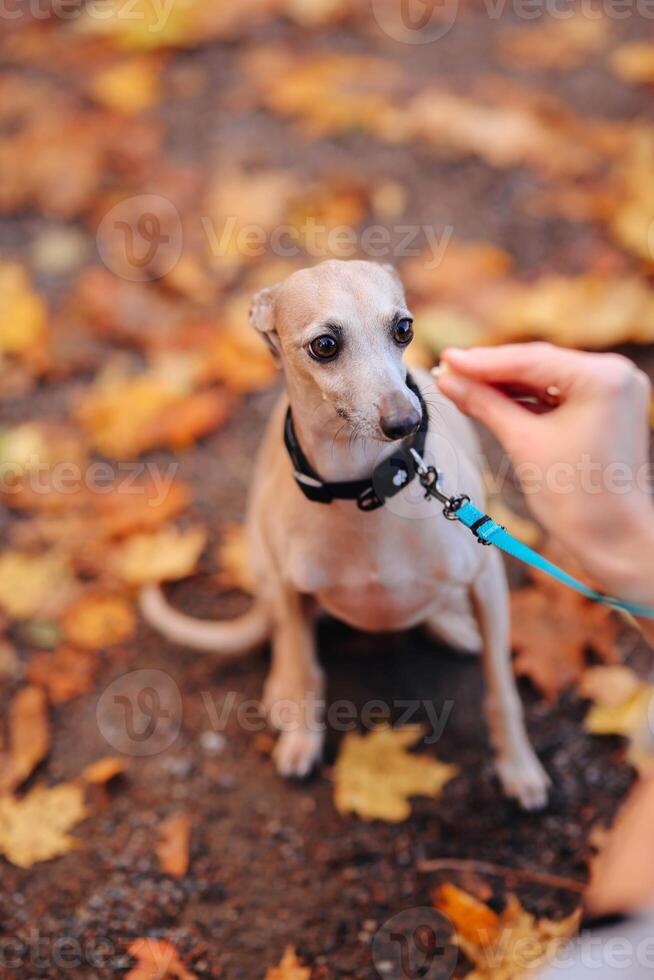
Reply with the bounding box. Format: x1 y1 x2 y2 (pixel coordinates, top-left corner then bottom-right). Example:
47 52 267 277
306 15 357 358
410 450 654 621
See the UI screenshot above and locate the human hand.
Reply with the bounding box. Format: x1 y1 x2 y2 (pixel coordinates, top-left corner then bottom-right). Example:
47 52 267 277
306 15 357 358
436 343 654 604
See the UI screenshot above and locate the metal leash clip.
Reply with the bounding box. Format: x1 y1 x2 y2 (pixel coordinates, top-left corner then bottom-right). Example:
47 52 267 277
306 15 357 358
409 449 470 520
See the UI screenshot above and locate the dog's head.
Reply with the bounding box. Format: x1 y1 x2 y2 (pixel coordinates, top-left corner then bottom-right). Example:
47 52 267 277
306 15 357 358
250 260 421 442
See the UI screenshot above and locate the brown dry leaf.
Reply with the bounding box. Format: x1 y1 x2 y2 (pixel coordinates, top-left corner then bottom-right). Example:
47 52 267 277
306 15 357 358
511 585 619 701
75 367 229 457
98 477 191 538
244 49 400 138
489 275 654 347
126 937 197 980
403 241 513 303
265 946 311 980
333 725 458 822
0 549 78 619
435 884 581 980
88 56 162 114
82 756 129 784
215 523 256 594
0 420 87 478
0 686 50 793
583 666 654 773
610 42 654 85
27 646 99 704
0 781 87 868
0 261 48 357
77 0 277 51
607 128 654 264
400 89 596 177
204 168 302 275
112 525 206 585
498 14 609 71
62 594 136 649
156 812 191 878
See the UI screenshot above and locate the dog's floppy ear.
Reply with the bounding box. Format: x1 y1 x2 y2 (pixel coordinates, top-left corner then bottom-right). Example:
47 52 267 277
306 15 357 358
249 286 281 361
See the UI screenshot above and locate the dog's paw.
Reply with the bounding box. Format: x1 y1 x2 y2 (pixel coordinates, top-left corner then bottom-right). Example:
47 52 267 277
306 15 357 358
274 728 324 780
496 753 551 811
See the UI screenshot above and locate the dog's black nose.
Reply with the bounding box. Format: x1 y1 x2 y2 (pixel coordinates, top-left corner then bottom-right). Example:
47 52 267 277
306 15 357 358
379 408 421 441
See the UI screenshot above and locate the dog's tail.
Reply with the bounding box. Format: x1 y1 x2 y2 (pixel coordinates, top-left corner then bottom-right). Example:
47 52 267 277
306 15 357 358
139 584 270 655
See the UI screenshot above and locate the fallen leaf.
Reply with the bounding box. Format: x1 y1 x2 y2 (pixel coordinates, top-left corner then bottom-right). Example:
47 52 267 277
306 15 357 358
0 781 87 868
511 585 619 701
413 306 489 356
215 523 256 594
27 646 99 704
610 42 654 85
88 56 163 114
112 525 206 584
82 756 129 784
0 686 50 793
498 14 609 71
156 812 191 878
126 937 196 980
433 883 501 946
265 946 311 980
62 594 136 649
333 725 458 822
488 275 654 348
0 549 78 619
583 666 654 773
435 885 581 980
75 366 228 458
0 261 48 357
98 477 191 538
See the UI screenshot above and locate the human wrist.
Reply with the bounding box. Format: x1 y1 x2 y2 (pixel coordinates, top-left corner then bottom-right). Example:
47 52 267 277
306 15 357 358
574 505 654 605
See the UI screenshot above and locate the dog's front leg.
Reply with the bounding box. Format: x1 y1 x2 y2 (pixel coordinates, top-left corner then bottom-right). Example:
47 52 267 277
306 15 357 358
471 548 551 810
263 586 325 779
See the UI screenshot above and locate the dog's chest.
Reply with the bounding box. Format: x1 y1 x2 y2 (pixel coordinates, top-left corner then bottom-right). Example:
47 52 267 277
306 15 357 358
285 507 480 630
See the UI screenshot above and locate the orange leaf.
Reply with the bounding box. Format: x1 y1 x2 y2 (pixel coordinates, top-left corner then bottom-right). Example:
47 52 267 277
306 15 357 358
0 685 50 793
156 812 191 878
62 594 136 650
82 756 129 784
433 882 500 945
265 946 311 980
27 646 99 704
126 938 196 980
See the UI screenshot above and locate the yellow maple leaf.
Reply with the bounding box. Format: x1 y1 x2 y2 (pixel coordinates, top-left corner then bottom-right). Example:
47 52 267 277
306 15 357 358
583 666 654 773
89 56 162 114
0 262 47 356
0 782 87 868
436 883 580 980
333 725 458 822
0 549 78 619
112 525 206 584
265 946 311 980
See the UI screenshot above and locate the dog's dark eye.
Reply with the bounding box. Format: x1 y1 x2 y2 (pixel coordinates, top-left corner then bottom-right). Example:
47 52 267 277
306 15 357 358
393 317 414 346
309 335 339 361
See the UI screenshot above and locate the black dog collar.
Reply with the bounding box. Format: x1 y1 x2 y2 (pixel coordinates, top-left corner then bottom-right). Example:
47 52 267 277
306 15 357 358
284 374 429 512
